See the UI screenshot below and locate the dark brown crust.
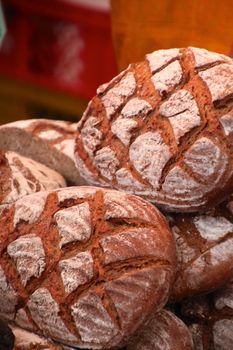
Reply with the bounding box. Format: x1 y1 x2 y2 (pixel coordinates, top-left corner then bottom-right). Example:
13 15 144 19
0 187 176 349
169 194 233 301
75 47 233 212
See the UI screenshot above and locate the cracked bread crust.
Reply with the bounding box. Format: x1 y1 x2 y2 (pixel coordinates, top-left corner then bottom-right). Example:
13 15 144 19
0 151 66 207
168 194 233 301
0 186 176 349
181 281 233 349
75 47 233 212
0 119 85 185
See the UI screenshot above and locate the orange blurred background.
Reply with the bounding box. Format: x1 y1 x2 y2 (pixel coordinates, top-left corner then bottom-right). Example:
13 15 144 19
0 0 232 124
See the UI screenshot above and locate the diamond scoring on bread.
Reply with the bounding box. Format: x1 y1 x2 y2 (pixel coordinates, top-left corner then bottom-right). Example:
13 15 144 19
0 187 176 349
75 47 233 212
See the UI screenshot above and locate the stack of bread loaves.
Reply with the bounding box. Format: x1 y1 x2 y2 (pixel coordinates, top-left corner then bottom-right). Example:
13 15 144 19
0 47 232 349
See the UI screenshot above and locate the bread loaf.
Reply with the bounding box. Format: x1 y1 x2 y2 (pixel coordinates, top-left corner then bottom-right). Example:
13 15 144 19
0 186 176 349
75 47 233 212
11 326 67 350
181 281 233 349
126 309 193 350
0 119 85 185
168 195 233 301
0 319 15 350
0 151 65 207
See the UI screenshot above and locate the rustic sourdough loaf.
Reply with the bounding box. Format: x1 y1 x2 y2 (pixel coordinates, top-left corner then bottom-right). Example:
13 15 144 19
11 326 68 350
168 194 233 301
75 47 233 212
181 281 233 349
0 150 65 207
0 186 176 349
0 119 85 185
126 309 193 350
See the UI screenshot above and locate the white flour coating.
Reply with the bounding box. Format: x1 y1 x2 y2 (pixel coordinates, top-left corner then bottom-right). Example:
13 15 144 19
173 228 196 264
162 166 203 199
160 89 199 117
199 63 233 102
59 251 94 294
213 319 233 350
129 131 171 188
4 152 65 204
105 267 169 331
54 202 92 247
101 72 136 118
96 70 126 95
151 60 183 95
210 238 233 266
94 147 119 180
99 228 169 265
103 190 152 222
183 238 233 289
160 89 201 142
15 309 34 331
214 281 233 310
220 112 233 136
7 234 46 286
81 117 102 157
128 310 192 350
0 266 18 320
189 324 204 350
146 48 180 73
121 98 152 118
28 288 77 343
189 47 231 68
184 137 227 181
37 129 63 140
193 215 233 241
11 326 56 349
111 117 137 146
2 119 37 129
168 110 201 143
13 191 48 227
116 167 145 190
75 152 105 186
54 139 75 159
71 291 118 344
57 186 97 202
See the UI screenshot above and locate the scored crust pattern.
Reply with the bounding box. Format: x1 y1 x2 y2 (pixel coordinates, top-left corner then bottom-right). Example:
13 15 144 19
169 194 233 301
75 47 233 212
0 151 65 206
0 187 176 349
181 281 233 349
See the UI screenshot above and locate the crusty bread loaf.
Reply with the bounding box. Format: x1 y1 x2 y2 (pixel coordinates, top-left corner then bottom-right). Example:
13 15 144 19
0 151 65 207
126 309 193 350
181 281 233 349
168 194 233 301
0 119 85 185
11 326 67 350
75 47 233 212
0 186 176 349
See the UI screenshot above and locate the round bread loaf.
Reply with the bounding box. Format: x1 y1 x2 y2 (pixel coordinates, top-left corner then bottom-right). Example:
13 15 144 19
168 195 233 301
126 309 193 350
0 150 66 208
0 319 15 350
181 281 233 349
0 119 85 185
0 187 176 349
11 326 66 350
75 47 233 212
